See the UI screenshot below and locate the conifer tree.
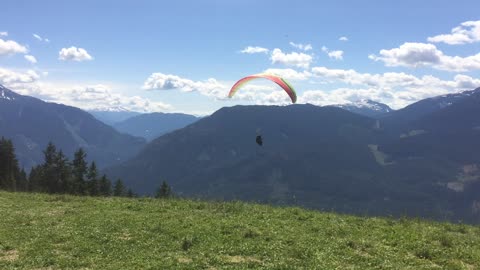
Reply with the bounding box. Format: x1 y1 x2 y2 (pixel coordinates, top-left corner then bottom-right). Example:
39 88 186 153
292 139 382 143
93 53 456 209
41 142 58 193
28 166 42 192
55 150 71 193
127 188 135 198
16 168 28 192
99 174 112 196
72 148 88 195
0 137 19 191
113 179 126 197
87 161 99 196
155 181 172 198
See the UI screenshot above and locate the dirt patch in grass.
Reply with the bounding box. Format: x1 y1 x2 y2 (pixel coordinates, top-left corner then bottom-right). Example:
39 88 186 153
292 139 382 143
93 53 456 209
0 249 18 262
46 209 64 216
177 257 192 263
224 255 262 264
118 232 132 240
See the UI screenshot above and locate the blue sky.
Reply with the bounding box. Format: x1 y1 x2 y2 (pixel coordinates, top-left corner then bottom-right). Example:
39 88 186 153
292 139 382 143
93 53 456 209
1 0 479 115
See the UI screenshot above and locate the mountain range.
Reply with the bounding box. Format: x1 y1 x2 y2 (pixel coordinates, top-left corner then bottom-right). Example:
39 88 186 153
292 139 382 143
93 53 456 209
107 87 480 222
3 83 480 222
113 112 200 141
89 110 141 126
0 84 146 169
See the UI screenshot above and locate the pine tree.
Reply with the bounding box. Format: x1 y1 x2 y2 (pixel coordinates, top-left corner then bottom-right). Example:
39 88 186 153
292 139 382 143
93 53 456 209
99 174 112 196
127 189 135 198
41 142 58 193
113 179 126 197
55 150 71 194
0 137 18 191
155 181 171 198
28 166 42 192
87 161 99 196
16 168 28 192
72 148 88 195
0 138 5 189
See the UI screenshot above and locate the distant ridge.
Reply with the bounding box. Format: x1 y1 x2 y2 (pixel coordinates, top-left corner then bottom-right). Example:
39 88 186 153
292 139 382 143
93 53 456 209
0 85 146 169
113 112 200 141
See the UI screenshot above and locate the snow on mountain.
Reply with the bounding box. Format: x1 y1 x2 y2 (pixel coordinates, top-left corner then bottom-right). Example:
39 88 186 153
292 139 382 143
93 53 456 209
0 84 17 101
433 88 480 109
332 99 393 117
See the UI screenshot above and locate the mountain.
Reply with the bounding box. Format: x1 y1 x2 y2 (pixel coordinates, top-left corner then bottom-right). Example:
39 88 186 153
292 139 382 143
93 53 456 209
108 104 400 215
380 87 480 130
107 90 480 222
380 87 480 169
113 112 200 141
331 99 393 117
0 85 146 169
89 110 141 125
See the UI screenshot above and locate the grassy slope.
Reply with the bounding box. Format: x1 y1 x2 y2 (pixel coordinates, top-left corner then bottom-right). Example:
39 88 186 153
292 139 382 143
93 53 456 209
1 192 479 269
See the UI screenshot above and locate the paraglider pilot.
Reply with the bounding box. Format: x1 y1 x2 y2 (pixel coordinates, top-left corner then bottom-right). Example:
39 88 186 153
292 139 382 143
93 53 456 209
256 135 263 146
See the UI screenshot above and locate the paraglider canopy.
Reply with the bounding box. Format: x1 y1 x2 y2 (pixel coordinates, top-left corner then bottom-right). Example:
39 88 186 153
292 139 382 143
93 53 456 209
228 73 297 103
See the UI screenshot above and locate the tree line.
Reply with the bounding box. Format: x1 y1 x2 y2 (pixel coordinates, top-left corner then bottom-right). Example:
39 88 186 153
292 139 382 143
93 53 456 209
0 137 171 198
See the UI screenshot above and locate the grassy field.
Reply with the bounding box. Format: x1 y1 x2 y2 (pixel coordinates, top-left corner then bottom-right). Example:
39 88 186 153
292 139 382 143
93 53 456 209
1 191 479 269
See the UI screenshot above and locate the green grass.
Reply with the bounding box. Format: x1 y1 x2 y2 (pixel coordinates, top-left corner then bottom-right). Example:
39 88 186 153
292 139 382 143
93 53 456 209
1 191 479 269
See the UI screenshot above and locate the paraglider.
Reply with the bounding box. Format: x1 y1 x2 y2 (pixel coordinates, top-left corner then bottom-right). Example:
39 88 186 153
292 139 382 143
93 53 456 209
229 73 297 146
228 73 297 103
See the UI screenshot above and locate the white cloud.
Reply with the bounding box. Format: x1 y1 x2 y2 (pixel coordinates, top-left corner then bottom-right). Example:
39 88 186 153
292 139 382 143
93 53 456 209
312 66 417 86
289 42 312 51
255 91 292 105
300 86 461 109
263 68 311 80
308 66 480 108
59 46 93 61
32 33 50 43
328 50 343 60
0 32 7 37
339 36 348 41
321 46 344 60
240 46 269 54
222 86 293 106
300 87 419 109
270 48 313 68
0 68 39 85
24 55 37 64
369 42 480 72
33 34 42 41
299 87 409 109
0 66 171 112
3 80 171 113
143 72 305 105
311 66 480 90
0 38 28 55
369 43 441 67
140 68 479 109
143 73 226 99
63 84 172 112
428 20 480 45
